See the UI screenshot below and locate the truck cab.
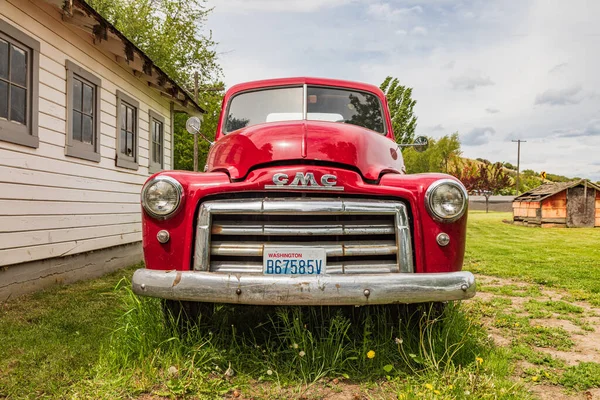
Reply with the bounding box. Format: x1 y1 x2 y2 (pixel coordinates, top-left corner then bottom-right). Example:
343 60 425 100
133 77 475 306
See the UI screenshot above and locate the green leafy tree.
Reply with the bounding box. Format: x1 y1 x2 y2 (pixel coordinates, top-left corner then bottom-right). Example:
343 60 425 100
403 133 462 174
173 88 223 170
88 0 223 170
434 132 462 173
380 76 417 145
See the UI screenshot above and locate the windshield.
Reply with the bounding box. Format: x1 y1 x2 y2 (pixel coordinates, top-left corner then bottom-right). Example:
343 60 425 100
224 86 385 134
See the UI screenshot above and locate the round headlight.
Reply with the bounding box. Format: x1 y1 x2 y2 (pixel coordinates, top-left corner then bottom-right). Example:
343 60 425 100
141 176 183 219
425 179 468 222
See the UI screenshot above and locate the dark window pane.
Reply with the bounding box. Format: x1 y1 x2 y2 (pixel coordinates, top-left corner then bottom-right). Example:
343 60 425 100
0 80 7 119
82 83 93 115
82 115 93 144
0 39 8 80
72 111 82 142
126 132 134 156
120 129 127 154
10 85 26 124
126 106 133 131
10 45 27 87
73 78 82 111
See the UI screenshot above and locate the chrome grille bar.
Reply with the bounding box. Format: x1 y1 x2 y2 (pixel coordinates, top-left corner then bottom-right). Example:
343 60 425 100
211 220 395 236
211 240 398 257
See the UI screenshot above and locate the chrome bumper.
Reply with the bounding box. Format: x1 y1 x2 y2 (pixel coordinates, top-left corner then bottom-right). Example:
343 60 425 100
132 269 476 306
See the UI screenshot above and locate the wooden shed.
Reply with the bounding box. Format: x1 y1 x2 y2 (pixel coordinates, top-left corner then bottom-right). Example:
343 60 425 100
512 180 600 228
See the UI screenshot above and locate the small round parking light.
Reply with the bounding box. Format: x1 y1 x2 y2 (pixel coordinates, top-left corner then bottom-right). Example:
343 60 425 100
436 232 450 247
157 230 170 244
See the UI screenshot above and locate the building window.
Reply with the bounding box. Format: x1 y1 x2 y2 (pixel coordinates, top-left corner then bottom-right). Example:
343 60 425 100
116 90 139 170
148 109 165 173
65 61 101 162
0 20 39 148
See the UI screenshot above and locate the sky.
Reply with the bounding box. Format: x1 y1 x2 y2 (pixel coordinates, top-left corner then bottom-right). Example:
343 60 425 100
205 0 600 180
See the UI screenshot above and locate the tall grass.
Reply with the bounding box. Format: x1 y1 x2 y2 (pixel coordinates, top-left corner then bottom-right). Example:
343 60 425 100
78 281 528 398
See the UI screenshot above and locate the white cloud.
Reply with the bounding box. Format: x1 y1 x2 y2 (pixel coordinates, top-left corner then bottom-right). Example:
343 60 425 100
549 62 568 74
214 0 354 13
462 127 496 146
449 71 494 90
411 26 428 36
535 85 583 106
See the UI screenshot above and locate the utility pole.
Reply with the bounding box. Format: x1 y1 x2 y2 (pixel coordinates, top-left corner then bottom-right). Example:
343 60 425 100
512 139 527 195
193 71 199 172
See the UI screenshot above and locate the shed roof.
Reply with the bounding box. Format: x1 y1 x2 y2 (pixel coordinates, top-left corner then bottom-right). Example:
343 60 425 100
513 179 600 202
41 0 204 114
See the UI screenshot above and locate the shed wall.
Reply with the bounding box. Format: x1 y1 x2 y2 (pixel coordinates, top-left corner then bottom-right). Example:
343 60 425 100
596 190 600 227
540 191 567 227
0 0 174 268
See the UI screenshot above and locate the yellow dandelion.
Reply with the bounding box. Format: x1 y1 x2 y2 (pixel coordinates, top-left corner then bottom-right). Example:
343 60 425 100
543 371 550 378
434 390 441 395
367 350 376 359
398 395 406 400
476 357 484 365
448 385 454 390
531 376 539 382
425 383 433 390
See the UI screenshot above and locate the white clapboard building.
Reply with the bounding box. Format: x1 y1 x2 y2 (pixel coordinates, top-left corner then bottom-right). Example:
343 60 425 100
0 0 203 300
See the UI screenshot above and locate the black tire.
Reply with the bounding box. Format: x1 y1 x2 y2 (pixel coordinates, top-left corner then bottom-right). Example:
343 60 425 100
162 300 214 330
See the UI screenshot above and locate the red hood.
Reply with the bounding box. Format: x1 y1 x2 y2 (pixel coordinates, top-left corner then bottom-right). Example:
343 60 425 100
206 121 404 181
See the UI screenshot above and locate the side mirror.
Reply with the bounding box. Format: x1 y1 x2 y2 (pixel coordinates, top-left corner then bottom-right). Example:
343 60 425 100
413 136 429 153
398 136 429 152
185 116 214 146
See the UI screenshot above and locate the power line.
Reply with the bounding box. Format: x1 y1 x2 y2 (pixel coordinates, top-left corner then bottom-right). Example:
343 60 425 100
512 140 527 195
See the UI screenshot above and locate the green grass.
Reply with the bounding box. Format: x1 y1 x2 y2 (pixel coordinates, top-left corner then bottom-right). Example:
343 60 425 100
2 211 600 398
0 266 138 399
0 273 529 399
466 212 600 303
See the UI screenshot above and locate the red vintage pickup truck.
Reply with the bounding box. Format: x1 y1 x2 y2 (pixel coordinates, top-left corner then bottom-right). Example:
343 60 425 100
132 77 475 312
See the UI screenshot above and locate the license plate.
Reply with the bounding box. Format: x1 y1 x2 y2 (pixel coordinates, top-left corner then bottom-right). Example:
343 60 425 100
263 247 327 275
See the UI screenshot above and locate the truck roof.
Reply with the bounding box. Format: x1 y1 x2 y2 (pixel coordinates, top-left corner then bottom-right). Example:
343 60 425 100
226 77 385 98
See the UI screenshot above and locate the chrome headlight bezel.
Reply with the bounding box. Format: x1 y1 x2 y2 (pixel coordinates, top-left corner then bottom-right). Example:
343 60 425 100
141 176 183 220
425 179 468 223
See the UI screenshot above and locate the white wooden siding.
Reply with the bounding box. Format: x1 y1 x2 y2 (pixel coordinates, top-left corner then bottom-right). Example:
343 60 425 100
0 0 179 267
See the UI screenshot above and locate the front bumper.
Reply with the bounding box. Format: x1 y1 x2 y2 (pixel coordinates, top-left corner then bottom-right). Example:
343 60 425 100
132 269 476 306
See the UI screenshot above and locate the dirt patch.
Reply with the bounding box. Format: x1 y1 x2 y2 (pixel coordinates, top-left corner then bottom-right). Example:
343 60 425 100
529 385 600 400
478 275 600 367
220 381 389 400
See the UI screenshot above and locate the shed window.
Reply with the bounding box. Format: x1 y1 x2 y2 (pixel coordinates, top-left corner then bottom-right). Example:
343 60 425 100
0 20 39 148
116 90 139 170
148 109 165 173
65 61 101 162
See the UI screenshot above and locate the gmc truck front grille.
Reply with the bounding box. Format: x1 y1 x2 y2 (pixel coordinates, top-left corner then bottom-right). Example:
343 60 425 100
193 198 413 274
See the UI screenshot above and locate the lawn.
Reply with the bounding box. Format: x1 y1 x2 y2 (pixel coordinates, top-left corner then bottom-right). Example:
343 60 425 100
1 212 599 399
466 212 600 303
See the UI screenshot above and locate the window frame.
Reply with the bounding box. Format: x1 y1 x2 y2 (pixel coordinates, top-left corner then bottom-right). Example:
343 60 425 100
115 90 139 170
0 20 39 148
148 109 165 174
65 60 101 162
222 84 387 135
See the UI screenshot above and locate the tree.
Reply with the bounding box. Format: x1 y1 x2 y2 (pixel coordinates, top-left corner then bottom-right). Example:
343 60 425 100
88 0 223 170
403 133 462 174
434 132 462 173
452 161 513 212
380 76 417 145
